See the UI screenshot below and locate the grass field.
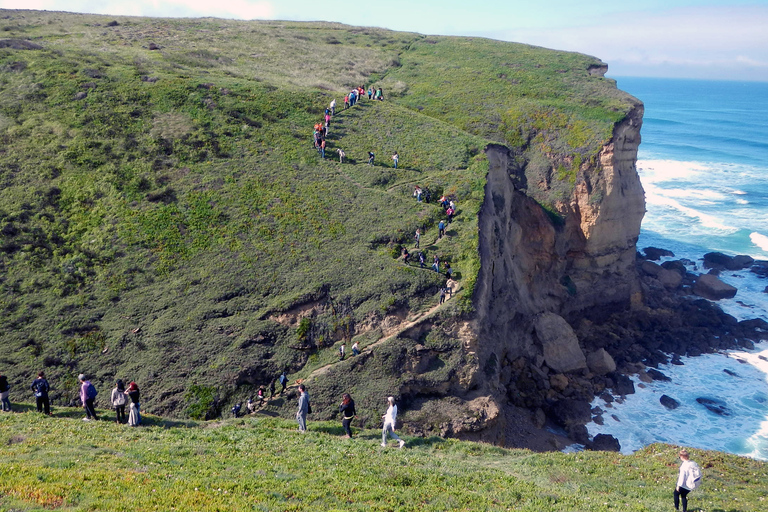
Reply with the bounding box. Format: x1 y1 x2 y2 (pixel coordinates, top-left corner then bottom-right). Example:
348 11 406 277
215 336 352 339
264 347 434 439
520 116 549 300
1 409 767 511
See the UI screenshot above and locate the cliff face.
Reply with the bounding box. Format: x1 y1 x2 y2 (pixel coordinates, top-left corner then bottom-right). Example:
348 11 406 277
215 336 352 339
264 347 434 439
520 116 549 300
450 102 645 443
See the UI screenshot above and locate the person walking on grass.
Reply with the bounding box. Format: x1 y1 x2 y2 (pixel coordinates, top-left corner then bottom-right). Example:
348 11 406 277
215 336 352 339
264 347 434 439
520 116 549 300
269 379 276 402
352 341 360 356
439 287 446 304
330 98 336 116
339 393 357 438
432 254 440 273
438 220 445 239
414 228 420 249
339 343 346 361
0 373 10 412
337 148 345 163
297 384 310 433
279 372 288 394
126 381 141 426
31 371 50 415
418 251 426 268
368 151 375 166
344 95 349 110
111 379 127 424
675 449 701 512
381 396 405 448
78 374 98 421
392 152 398 169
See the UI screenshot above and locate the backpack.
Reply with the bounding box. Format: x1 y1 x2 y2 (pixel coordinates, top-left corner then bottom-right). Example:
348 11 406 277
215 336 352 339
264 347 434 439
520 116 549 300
34 379 48 397
86 382 98 399
686 462 703 491
113 388 126 406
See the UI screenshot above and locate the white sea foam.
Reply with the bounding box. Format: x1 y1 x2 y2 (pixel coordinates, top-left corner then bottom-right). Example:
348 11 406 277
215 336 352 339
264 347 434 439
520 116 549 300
637 159 709 182
587 343 768 461
750 232 768 252
736 199 750 205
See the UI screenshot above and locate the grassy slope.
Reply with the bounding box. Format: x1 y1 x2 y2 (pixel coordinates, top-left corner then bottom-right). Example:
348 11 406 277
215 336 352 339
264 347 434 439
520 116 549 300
0 9 634 421
2 410 767 511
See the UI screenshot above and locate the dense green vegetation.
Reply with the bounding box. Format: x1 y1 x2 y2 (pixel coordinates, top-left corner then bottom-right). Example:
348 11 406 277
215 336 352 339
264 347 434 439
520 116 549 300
2 410 767 511
0 9 636 421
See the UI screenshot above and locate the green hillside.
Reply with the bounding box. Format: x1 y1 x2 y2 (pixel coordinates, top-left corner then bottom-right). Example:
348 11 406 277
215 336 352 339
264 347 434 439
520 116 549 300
2 410 767 511
0 10 637 421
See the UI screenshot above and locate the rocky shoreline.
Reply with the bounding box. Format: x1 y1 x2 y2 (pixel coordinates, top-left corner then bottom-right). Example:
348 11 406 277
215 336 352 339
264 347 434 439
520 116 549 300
504 246 768 452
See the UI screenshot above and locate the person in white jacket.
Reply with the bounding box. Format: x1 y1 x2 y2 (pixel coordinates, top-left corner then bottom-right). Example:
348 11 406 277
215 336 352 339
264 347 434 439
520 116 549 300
674 449 696 512
381 396 405 448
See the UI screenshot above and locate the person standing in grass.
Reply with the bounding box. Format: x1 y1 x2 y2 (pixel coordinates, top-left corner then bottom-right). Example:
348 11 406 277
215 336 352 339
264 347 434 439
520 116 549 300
31 371 50 415
0 372 10 412
126 381 141 426
296 384 310 433
78 374 98 421
368 151 375 165
330 98 336 116
111 379 127 424
381 396 405 448
367 87 373 100
392 152 398 169
336 148 345 163
344 95 349 110
674 449 700 512
414 228 420 249
339 393 357 438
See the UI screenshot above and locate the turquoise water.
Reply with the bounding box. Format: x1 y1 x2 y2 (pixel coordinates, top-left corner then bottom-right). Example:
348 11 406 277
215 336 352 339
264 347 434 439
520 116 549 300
585 77 768 460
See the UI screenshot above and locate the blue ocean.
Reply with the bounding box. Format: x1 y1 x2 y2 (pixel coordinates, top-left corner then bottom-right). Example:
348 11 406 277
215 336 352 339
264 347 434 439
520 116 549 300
585 77 768 460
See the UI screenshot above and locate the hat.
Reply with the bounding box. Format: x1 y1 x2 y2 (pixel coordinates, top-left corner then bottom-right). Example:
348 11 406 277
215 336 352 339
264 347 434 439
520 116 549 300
78 374 85 381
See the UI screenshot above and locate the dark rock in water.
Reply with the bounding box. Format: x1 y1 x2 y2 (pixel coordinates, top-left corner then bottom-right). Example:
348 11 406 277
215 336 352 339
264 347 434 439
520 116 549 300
567 424 590 445
763 286 768 294
548 399 592 427
641 260 662 277
592 415 604 425
693 274 737 300
661 260 687 276
696 397 732 417
599 392 614 403
611 414 620 422
751 260 768 277
739 318 768 331
703 252 733 269
707 268 721 276
738 339 755 350
671 355 684 366
646 368 671 381
660 395 680 410
729 255 755 270
611 373 635 396
760 355 768 362
643 247 675 261
723 369 740 378
588 433 621 452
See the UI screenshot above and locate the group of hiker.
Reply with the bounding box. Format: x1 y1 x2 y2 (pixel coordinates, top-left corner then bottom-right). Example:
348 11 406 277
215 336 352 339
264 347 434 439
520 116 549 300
0 370 142 426
232 371 289 417
337 340 360 361
311 84 394 167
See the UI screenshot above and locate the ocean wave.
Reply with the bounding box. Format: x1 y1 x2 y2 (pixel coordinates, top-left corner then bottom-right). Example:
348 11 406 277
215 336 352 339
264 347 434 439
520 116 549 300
637 159 709 181
750 232 768 252
644 183 737 232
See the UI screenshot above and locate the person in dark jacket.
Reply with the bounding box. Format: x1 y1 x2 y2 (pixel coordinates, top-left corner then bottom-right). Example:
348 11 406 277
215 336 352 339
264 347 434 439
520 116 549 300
31 371 50 415
0 373 11 412
296 384 309 433
126 381 141 426
339 393 357 438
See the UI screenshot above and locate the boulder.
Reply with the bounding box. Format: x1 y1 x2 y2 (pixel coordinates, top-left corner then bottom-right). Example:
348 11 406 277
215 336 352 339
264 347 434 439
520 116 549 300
751 260 768 277
534 312 587 373
657 268 683 290
586 348 616 375
703 252 733 269
696 397 732 417
729 255 755 270
550 373 569 392
549 399 592 427
643 247 674 261
640 260 662 277
588 433 621 452
693 274 737 300
661 260 688 275
610 373 635 396
660 395 680 409
646 368 671 381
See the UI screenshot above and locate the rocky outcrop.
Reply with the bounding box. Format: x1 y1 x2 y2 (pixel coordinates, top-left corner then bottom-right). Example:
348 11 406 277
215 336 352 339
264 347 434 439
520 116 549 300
586 348 616 375
694 274 737 300
535 313 587 373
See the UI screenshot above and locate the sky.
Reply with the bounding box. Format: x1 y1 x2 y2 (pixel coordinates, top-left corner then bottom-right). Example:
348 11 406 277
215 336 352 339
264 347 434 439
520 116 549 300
2 0 768 81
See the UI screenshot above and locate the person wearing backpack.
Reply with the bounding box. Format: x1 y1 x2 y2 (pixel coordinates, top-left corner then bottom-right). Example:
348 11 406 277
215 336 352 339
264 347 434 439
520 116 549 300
111 379 127 424
31 371 51 415
78 374 98 421
675 449 702 512
0 372 10 412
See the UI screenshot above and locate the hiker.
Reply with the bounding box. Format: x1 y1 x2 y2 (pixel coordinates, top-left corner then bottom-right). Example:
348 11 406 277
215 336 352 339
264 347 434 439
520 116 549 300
358 86 365 99
339 393 357 438
349 89 356 106
78 374 98 421
126 381 141 426
344 95 349 110
367 87 373 99
269 379 276 402
432 254 440 273
339 343 346 361
31 371 50 415
418 251 426 268
0 372 10 412
352 341 360 356
279 372 288 394
375 88 383 101
674 449 700 512
413 186 422 202
446 207 454 223
368 152 375 165
444 263 453 279
231 402 242 418
439 287 446 304
296 384 310 433
247 397 257 414
446 279 454 297
319 139 326 159
258 385 266 406
381 396 405 448
330 98 336 115
414 229 420 248
392 152 398 169
401 247 410 265
111 379 127 423
438 220 445 239
337 148 345 163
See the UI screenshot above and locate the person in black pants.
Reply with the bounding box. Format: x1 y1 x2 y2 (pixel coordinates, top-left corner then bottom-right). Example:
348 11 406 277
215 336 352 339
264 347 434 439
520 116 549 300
30 371 50 415
1 372 12 412
111 379 127 423
339 393 357 438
